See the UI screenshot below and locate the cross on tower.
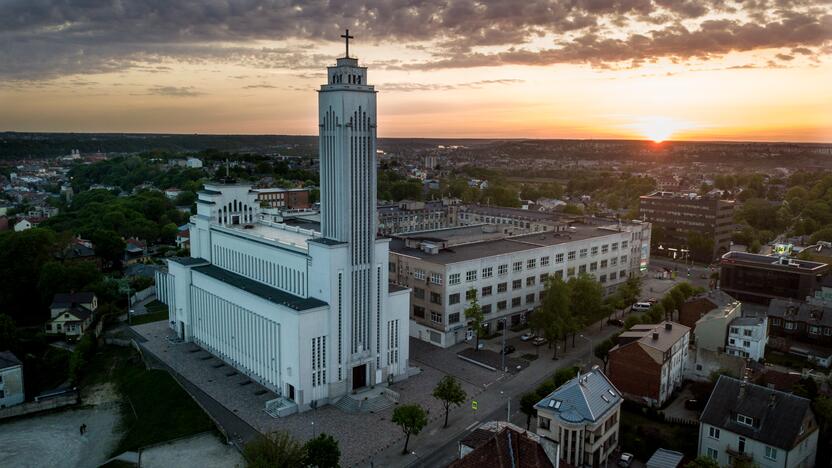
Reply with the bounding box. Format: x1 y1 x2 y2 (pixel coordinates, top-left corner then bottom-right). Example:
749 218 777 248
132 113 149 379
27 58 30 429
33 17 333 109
340 29 354 58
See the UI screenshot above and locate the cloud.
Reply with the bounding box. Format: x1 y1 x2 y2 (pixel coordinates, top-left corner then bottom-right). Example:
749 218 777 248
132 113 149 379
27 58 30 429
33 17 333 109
378 78 524 92
0 0 830 80
142 86 204 97
242 84 278 89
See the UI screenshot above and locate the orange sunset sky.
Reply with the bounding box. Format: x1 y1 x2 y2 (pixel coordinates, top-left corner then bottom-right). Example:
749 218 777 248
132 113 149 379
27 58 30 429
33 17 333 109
1 1 831 142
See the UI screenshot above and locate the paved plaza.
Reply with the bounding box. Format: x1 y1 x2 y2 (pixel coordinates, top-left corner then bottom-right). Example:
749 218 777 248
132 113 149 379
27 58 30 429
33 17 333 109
140 432 245 468
132 320 503 466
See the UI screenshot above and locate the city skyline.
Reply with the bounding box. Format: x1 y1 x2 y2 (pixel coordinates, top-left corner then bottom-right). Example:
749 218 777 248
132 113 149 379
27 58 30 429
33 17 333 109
1 1 831 142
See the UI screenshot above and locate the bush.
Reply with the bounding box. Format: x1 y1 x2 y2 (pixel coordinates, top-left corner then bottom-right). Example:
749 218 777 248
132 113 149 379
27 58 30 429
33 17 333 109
69 333 97 384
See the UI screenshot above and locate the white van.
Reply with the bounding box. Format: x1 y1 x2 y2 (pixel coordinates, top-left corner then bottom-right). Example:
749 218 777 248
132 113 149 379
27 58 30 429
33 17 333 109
632 302 652 311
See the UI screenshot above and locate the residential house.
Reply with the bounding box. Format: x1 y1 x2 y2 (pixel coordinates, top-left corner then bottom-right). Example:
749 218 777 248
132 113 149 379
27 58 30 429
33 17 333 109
698 376 817 468
608 321 690 406
679 290 738 331
50 292 98 318
451 421 559 468
645 448 684 468
164 188 183 200
684 292 748 381
535 368 621 467
45 305 94 339
767 298 832 367
726 316 768 361
124 238 148 264
176 229 190 249
0 351 25 407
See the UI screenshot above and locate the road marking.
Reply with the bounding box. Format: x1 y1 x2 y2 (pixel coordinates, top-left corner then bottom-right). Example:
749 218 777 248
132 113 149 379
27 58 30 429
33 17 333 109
465 421 480 431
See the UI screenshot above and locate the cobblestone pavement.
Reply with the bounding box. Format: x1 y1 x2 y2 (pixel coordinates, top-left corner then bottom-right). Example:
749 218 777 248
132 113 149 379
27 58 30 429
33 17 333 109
131 321 492 467
140 432 245 468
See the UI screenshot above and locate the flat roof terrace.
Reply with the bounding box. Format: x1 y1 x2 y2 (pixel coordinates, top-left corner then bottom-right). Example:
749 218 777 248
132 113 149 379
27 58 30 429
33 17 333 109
218 221 319 251
721 251 828 272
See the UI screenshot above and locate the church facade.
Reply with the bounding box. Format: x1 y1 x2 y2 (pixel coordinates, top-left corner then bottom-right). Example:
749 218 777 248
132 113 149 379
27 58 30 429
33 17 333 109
155 39 410 414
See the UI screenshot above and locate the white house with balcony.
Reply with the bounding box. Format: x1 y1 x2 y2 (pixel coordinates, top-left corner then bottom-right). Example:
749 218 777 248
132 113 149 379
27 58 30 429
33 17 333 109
726 316 768 361
535 368 622 468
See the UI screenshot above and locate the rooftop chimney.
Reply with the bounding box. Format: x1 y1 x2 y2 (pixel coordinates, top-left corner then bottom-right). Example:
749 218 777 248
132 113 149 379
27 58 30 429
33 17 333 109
665 322 672 331
652 332 659 340
768 393 777 408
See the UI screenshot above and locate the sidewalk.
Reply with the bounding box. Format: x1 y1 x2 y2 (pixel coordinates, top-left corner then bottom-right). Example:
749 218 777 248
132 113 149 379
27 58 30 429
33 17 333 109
369 314 624 468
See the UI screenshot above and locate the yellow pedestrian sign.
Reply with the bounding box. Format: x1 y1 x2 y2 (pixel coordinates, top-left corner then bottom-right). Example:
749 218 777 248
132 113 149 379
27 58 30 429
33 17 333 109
472 400 478 410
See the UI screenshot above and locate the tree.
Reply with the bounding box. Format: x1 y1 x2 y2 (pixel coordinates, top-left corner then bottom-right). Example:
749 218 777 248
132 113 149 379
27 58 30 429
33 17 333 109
304 433 340 468
244 431 307 468
685 455 720 468
520 392 540 430
0 314 17 351
594 337 616 369
553 366 579 387
537 277 571 359
567 274 603 346
392 404 428 455
90 228 126 269
432 375 467 428
464 290 485 351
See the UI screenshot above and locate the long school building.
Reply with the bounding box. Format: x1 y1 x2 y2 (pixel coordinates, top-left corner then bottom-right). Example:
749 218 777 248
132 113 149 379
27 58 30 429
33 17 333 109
390 219 651 348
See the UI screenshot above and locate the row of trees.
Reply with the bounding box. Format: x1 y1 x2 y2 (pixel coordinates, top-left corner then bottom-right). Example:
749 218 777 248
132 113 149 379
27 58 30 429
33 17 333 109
244 432 340 468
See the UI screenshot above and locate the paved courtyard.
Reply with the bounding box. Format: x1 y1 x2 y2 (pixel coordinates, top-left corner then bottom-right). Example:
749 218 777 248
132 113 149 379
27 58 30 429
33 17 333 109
0 403 121 468
131 321 505 467
141 432 244 468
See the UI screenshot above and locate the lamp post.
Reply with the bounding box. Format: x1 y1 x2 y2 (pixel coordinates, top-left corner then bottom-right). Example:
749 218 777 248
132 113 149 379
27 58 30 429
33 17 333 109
579 334 592 369
500 390 511 423
500 318 507 372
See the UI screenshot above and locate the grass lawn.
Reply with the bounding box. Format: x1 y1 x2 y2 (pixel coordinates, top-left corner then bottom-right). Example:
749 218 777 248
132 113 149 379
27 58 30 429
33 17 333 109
765 350 819 370
144 300 168 314
131 300 169 325
82 346 214 454
620 407 698 460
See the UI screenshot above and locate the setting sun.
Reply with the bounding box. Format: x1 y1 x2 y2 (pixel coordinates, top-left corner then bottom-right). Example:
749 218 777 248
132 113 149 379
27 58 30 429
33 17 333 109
629 116 693 143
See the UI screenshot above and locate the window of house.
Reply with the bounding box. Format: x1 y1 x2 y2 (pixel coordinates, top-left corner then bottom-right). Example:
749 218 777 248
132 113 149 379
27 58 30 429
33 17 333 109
498 282 508 293
541 256 550 266
621 255 628 263
610 272 617 280
612 242 619 251
810 326 820 335
482 266 493 278
785 321 796 330
449 293 460 305
449 312 460 324
430 273 442 285
497 300 507 310
513 279 522 290
579 248 588 258
743 329 752 336
512 297 521 307
449 273 461 285
591 246 599 256
498 264 508 276
600 274 607 283
466 289 477 301
513 261 523 272
736 414 754 426
622 240 629 248
730 327 739 334
466 270 477 282
579 265 587 274
540 273 549 283
414 269 426 280
709 427 720 439
526 276 535 287
555 253 565 263
707 448 718 460
567 267 576 277
554 270 564 279
602 244 609 254
526 293 535 304
413 306 425 318
590 262 598 272
619 269 627 278
527 258 536 269
430 311 443 324
430 292 442 305
765 446 777 461
539 416 551 430
743 340 751 347
414 287 425 299
482 304 492 314
482 286 493 297
611 257 618 266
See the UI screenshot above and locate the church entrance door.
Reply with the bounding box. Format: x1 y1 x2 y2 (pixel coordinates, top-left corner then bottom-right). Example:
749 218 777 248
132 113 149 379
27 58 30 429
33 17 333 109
352 364 366 390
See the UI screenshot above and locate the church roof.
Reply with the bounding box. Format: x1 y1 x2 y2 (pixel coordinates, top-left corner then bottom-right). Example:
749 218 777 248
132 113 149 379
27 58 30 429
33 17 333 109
193 264 328 311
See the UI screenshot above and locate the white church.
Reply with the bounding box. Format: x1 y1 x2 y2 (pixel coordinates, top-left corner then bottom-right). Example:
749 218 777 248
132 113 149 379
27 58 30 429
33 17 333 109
155 33 410 414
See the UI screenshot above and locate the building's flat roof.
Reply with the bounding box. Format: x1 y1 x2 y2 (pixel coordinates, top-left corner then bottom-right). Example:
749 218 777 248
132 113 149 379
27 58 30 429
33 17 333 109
193 264 327 311
221 222 318 251
390 223 632 265
721 251 827 272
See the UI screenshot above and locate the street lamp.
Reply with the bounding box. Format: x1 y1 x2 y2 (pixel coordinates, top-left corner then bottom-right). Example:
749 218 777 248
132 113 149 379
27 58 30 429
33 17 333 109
578 334 592 369
500 390 511 423
500 318 508 372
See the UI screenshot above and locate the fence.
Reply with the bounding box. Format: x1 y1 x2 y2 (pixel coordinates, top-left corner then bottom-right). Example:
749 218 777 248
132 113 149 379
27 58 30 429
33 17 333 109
129 286 156 305
0 391 79 420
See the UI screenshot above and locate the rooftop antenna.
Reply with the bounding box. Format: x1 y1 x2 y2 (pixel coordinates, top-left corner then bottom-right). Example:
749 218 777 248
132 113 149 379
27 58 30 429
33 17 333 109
225 158 230 178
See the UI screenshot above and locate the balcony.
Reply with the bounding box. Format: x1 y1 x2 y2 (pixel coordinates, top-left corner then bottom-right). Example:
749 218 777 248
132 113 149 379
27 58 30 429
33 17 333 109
726 446 753 463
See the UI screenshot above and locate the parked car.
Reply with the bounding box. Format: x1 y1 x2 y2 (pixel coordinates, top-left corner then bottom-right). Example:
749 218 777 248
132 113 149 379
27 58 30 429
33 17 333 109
501 345 516 354
632 302 652 311
618 453 634 467
532 337 547 346
520 332 535 341
647 297 658 304
607 318 625 327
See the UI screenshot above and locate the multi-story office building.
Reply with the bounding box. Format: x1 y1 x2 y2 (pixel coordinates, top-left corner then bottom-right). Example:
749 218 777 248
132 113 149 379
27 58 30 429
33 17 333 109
377 199 459 235
699 376 817 468
608 321 690 407
720 252 829 304
767 298 832 367
639 191 734 261
535 368 622 468
253 187 311 210
389 219 651 348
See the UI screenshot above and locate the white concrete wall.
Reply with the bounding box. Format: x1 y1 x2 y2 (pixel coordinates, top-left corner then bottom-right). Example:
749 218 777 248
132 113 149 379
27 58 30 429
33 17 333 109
0 366 24 408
